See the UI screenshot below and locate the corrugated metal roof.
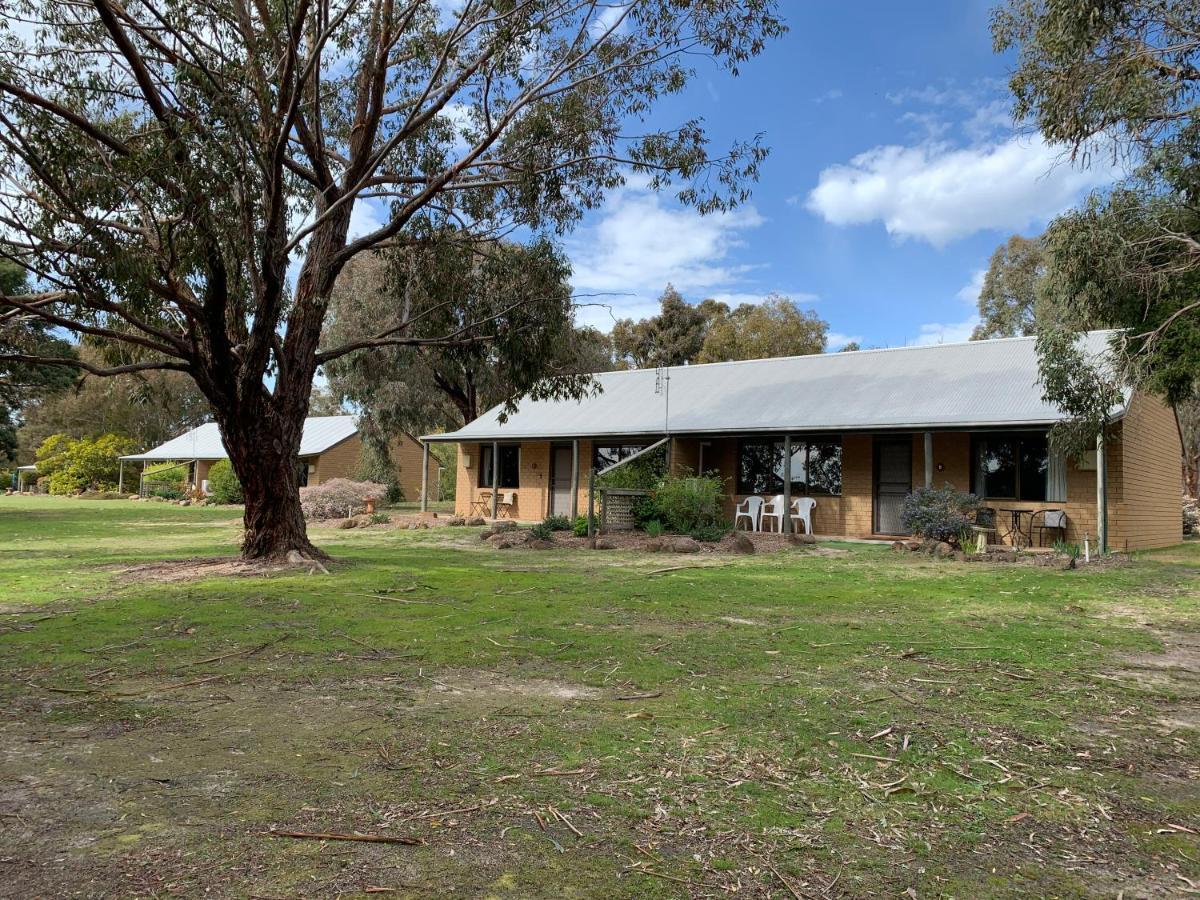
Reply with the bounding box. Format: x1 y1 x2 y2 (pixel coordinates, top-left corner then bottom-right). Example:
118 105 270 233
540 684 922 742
425 331 1126 442
122 415 360 460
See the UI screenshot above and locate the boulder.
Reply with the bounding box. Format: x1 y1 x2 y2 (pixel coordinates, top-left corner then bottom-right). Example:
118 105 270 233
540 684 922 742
903 540 922 552
491 519 517 532
593 537 619 550
665 536 701 554
446 516 466 527
527 538 556 550
336 518 357 529
933 541 954 558
465 516 486 526
951 550 968 562
890 541 907 552
494 533 530 550
788 532 817 546
728 532 756 554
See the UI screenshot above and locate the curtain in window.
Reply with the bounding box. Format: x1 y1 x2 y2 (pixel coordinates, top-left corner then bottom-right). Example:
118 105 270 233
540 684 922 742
1046 448 1067 503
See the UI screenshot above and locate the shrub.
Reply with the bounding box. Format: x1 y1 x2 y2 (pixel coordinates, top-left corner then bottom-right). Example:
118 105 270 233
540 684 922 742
207 459 244 504
689 523 729 543
36 433 134 494
1053 538 1082 560
529 521 555 540
596 445 668 490
1185 495 1198 537
542 514 572 532
900 486 980 544
651 473 726 534
644 519 664 538
572 515 592 537
356 439 403 503
143 461 188 499
368 512 391 525
300 478 386 519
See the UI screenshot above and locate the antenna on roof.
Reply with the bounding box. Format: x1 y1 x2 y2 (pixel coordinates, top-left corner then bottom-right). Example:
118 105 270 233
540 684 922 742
654 359 670 434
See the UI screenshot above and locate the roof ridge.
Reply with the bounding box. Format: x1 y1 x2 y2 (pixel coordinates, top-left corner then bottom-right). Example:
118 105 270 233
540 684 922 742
598 329 1119 376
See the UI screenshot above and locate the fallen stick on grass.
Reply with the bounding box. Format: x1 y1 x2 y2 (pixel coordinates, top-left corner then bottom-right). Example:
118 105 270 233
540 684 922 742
263 829 423 845
179 634 289 668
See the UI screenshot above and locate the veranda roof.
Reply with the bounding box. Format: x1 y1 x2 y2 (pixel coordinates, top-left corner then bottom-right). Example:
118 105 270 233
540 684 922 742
425 331 1127 442
121 415 359 461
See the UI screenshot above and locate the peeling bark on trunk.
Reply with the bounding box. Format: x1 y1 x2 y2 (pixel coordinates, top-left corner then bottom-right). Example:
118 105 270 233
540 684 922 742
213 402 328 561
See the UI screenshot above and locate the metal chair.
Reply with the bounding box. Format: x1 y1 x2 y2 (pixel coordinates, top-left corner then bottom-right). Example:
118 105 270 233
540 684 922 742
497 490 517 518
734 496 764 532
789 497 817 534
1030 509 1067 547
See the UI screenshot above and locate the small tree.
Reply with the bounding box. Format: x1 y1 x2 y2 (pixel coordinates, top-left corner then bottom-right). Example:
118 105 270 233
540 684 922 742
35 433 133 494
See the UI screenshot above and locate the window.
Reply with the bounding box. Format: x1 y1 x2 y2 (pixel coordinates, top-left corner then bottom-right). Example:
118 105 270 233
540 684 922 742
971 433 1048 501
479 445 519 488
737 437 842 495
593 444 648 471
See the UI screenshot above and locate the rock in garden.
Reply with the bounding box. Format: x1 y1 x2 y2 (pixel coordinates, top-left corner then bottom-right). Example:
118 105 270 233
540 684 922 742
904 540 922 552
933 541 953 558
728 533 756 554
594 537 618 550
788 532 817 545
666 536 701 553
466 516 486 526
447 517 466 526
891 541 906 552
492 520 517 532
527 538 556 550
336 518 357 529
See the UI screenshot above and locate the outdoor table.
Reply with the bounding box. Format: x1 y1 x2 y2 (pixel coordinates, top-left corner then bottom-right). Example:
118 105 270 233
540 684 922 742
997 508 1032 548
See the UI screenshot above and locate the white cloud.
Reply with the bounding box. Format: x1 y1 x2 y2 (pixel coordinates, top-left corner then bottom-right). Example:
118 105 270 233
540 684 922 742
957 268 986 304
813 88 844 104
806 133 1117 246
913 318 980 345
912 268 986 346
825 331 864 351
707 290 819 307
567 183 766 328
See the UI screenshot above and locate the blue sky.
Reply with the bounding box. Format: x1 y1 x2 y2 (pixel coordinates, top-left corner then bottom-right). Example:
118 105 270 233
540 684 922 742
562 0 1118 349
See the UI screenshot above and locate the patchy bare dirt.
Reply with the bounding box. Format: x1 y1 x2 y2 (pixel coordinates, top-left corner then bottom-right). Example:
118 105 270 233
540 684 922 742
111 556 310 584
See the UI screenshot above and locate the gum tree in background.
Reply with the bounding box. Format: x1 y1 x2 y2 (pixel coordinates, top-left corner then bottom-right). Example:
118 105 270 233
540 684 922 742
995 0 1200 467
0 0 784 558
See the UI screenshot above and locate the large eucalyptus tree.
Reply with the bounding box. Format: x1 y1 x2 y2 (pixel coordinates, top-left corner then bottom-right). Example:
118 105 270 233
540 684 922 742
0 0 784 557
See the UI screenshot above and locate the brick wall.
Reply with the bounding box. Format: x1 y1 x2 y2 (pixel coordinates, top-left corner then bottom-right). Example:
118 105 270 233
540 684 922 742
311 434 362 484
1112 393 1182 550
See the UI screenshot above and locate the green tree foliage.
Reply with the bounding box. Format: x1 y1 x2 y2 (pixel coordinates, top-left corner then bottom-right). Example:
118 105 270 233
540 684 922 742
612 285 708 368
0 256 75 460
0 0 783 558
206 460 243 505
970 235 1046 339
17 346 209 459
612 289 828 368
698 294 828 362
326 239 608 433
995 0 1200 455
34 433 134 494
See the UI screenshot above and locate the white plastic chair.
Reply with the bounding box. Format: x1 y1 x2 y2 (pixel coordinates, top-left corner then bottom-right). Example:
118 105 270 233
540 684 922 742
790 497 817 535
760 494 787 532
734 496 764 532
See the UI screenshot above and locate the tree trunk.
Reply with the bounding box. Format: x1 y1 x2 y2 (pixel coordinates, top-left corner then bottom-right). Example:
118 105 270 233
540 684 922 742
214 402 327 561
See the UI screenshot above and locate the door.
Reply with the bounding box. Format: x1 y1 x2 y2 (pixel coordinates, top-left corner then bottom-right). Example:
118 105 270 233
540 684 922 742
874 437 912 535
550 445 574 516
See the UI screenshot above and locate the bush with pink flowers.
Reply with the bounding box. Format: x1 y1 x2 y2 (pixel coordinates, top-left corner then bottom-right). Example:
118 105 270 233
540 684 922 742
299 478 386 520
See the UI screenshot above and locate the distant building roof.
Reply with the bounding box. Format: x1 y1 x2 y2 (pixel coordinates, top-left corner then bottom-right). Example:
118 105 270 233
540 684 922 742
122 415 359 461
425 331 1127 442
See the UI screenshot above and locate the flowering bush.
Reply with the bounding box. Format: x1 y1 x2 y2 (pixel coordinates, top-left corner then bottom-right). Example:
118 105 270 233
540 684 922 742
1185 495 1198 537
300 478 386 519
900 486 980 544
35 432 134 494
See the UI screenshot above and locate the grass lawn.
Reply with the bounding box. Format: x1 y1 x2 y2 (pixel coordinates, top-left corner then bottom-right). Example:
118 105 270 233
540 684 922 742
1 495 1197 898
